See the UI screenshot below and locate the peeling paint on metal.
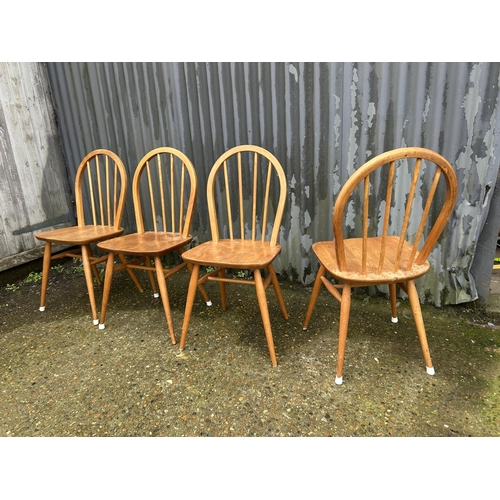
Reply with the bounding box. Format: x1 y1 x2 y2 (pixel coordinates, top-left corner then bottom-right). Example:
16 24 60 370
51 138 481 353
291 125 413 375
42 62 500 306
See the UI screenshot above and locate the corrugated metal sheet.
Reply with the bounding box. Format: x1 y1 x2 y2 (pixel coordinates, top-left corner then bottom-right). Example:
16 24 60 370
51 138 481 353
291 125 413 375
44 62 500 306
0 62 71 271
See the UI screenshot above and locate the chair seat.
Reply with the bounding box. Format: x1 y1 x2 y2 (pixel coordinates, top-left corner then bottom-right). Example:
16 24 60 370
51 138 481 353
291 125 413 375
97 232 193 255
313 236 430 284
182 240 282 268
35 225 124 245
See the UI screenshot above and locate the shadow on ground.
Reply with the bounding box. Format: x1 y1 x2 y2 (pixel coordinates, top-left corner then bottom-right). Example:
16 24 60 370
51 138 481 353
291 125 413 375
1 257 499 437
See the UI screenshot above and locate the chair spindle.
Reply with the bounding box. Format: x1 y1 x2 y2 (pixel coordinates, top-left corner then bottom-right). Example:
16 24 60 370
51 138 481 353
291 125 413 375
238 153 244 240
87 162 97 226
179 164 186 234
223 160 233 240
262 160 272 242
170 154 176 233
394 157 421 272
96 155 104 226
113 162 118 227
252 153 258 240
146 160 157 233
105 156 110 226
362 174 369 274
155 154 164 232
378 160 395 273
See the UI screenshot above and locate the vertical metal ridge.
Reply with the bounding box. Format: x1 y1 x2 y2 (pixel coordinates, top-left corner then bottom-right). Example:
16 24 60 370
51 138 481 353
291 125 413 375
41 62 500 305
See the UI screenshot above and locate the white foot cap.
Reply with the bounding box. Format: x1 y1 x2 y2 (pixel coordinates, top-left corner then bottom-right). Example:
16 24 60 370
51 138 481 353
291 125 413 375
335 376 343 385
93 319 99 326
302 327 307 331
153 293 159 298
391 316 398 323
39 306 45 312
206 301 212 306
426 366 435 376
98 323 105 330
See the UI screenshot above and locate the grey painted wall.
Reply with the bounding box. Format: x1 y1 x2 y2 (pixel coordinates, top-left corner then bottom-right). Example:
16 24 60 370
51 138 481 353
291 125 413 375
0 62 71 271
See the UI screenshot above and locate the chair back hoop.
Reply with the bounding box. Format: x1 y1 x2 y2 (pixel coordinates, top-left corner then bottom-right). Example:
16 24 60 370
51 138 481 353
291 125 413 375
207 145 287 246
74 149 128 229
132 147 198 237
332 147 458 274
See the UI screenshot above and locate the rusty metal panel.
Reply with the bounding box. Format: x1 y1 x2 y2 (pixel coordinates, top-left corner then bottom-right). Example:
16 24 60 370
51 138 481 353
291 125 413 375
0 62 72 271
44 62 500 305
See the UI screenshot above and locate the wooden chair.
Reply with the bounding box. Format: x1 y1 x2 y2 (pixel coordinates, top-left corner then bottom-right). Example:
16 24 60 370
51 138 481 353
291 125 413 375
178 145 289 366
302 147 458 384
97 147 210 344
35 149 136 324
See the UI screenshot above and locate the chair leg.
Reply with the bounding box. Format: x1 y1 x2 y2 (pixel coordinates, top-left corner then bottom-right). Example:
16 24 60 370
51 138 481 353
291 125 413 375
145 257 159 297
268 264 288 320
179 263 200 351
302 264 326 330
98 252 115 330
407 280 434 375
219 267 227 310
254 268 278 367
181 251 211 306
389 282 398 323
154 255 176 345
118 253 144 293
39 242 52 311
336 284 352 385
85 244 102 285
196 276 212 306
81 244 99 325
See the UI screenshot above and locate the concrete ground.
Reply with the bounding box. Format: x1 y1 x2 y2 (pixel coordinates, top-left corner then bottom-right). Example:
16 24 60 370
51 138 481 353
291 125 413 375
1 255 499 439
1 255 498 496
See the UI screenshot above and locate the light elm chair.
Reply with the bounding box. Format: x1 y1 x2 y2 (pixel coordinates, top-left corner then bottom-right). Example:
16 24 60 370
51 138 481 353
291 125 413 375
302 147 458 384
